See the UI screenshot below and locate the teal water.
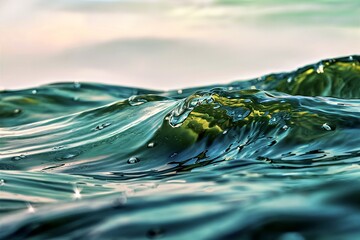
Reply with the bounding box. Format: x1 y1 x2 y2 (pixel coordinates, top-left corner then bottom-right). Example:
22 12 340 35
0 55 360 239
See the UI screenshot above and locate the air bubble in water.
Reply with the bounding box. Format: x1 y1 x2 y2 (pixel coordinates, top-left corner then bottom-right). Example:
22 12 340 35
177 89 183 94
147 142 155 148
0 179 4 186
13 109 21 114
31 90 37 94
322 123 332 131
127 157 140 164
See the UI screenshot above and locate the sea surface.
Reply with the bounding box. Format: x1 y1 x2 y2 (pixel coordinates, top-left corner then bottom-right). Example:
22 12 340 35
0 55 360 239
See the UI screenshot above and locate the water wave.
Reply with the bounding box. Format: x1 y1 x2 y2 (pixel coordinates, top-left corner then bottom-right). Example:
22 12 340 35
0 55 359 239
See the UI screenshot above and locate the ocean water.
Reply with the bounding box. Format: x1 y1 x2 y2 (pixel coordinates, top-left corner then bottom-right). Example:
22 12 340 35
0 55 360 239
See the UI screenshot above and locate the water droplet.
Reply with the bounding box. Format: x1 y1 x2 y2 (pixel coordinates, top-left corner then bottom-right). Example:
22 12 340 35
128 95 147 106
147 142 155 148
316 64 324 74
228 86 234 90
322 123 332 131
287 77 293 83
0 179 4 186
74 81 81 89
228 108 251 121
223 129 228 135
95 122 111 131
13 108 21 114
177 89 183 94
31 90 37 94
282 125 289 130
349 56 353 61
73 96 79 101
127 157 140 164
168 93 213 127
250 86 256 89
12 154 26 161
27 203 35 213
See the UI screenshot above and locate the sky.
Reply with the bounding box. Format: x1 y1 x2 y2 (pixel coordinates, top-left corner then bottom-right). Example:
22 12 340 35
0 0 359 90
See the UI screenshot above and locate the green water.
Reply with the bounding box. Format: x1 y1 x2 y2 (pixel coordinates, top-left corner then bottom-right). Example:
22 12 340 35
0 55 360 239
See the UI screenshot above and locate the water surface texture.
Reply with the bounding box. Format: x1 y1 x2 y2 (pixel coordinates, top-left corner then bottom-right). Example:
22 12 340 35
1 55 360 239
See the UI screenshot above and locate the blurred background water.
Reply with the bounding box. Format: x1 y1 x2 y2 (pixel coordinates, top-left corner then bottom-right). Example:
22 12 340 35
0 0 359 90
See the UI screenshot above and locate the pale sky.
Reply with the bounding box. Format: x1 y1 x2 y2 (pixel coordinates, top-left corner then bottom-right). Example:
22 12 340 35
1 0 359 90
